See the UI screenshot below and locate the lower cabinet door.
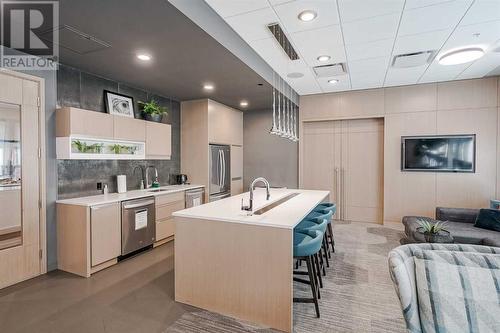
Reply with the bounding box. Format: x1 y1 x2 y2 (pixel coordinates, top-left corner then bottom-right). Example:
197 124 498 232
156 218 175 241
91 203 121 266
231 179 243 196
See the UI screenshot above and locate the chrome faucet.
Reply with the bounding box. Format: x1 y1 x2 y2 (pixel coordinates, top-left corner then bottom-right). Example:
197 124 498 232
241 177 271 212
133 166 145 190
145 165 158 188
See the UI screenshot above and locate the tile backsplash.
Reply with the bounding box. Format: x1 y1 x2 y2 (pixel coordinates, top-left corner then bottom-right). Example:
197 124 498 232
57 64 180 199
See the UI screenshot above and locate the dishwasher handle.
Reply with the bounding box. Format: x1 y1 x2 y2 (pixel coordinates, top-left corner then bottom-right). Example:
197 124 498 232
122 198 155 209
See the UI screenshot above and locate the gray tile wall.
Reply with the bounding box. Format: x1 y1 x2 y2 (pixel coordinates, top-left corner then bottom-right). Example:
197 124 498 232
57 64 180 199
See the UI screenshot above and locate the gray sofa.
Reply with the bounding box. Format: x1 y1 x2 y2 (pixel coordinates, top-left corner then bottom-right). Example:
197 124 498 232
402 207 500 247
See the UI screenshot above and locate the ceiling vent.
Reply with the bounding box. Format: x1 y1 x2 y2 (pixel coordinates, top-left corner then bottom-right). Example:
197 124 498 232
39 25 111 55
313 63 347 77
392 51 434 68
267 23 299 60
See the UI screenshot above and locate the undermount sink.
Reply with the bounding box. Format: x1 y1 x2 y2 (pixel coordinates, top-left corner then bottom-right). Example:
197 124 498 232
147 189 170 193
253 193 300 215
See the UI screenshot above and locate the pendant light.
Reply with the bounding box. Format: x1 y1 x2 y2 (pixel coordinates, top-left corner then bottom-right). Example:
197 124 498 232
270 71 278 135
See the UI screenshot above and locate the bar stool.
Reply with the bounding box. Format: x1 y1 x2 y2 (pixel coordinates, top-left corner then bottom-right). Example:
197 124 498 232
311 203 336 253
293 229 323 318
301 210 333 270
295 218 329 286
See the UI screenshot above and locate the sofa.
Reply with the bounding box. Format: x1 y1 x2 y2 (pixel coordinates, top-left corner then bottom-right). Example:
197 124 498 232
401 207 500 247
388 243 500 333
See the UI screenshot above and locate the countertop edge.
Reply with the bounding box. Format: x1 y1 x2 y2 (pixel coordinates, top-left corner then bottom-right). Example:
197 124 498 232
56 185 205 207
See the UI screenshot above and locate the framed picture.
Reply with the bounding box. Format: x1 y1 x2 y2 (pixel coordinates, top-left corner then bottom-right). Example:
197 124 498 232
104 90 134 118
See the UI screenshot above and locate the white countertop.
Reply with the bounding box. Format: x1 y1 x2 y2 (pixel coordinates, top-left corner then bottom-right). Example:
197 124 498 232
173 188 329 229
56 184 205 207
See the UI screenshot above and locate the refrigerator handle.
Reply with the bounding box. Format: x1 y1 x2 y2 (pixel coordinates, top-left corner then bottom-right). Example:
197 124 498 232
219 150 223 188
222 150 226 188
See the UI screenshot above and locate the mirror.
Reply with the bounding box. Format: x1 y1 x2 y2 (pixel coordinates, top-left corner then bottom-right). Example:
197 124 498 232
0 103 21 250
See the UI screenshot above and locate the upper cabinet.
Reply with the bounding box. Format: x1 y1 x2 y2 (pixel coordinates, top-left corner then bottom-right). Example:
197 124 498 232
56 107 171 160
56 107 114 139
208 100 243 145
146 121 172 159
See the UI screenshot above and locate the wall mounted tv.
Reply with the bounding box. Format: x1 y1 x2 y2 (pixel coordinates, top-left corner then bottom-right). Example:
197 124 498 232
401 134 476 173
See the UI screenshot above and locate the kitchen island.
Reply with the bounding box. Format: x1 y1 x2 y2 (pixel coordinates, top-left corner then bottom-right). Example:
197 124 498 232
173 188 329 332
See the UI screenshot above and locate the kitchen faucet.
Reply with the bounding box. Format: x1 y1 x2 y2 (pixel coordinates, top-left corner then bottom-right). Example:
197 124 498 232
145 165 159 188
241 177 270 212
133 165 145 190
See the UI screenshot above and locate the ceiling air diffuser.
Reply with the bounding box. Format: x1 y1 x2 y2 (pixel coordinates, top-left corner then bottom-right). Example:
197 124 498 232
392 51 434 68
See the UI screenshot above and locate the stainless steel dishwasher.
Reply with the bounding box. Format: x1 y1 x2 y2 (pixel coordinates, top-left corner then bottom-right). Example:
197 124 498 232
121 197 155 255
185 187 205 208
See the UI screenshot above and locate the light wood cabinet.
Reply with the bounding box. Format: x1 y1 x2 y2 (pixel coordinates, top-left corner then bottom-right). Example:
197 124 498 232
181 99 244 201
113 115 146 141
56 107 172 160
56 107 114 139
231 179 244 196
155 192 185 243
90 203 121 267
146 121 172 159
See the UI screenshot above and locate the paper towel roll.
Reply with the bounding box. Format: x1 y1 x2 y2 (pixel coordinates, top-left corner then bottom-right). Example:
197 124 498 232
117 175 127 193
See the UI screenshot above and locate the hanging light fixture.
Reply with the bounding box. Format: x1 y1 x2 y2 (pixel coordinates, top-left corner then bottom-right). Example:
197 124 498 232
270 71 278 135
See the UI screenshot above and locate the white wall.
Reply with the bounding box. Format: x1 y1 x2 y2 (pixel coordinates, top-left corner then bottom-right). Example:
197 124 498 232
299 77 500 223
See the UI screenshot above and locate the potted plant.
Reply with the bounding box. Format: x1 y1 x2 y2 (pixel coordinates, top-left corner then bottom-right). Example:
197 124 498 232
72 140 88 153
110 144 122 154
416 219 450 243
138 100 168 122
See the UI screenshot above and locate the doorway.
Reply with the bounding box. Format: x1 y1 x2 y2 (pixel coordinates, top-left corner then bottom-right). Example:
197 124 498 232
301 118 384 223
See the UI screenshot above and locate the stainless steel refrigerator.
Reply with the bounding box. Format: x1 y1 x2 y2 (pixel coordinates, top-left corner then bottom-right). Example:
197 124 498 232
209 144 231 201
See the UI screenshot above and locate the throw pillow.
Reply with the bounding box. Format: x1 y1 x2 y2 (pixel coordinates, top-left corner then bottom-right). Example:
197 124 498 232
474 208 500 232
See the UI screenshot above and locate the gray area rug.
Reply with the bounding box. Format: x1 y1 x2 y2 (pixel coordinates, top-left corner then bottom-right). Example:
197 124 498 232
165 222 407 333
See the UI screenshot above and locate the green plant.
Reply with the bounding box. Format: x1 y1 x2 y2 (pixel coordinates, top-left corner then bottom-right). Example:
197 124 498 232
138 100 168 115
417 219 448 234
110 144 122 154
72 140 88 153
88 143 104 153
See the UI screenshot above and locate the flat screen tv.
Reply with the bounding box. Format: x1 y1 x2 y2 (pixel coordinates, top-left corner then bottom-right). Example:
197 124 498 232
401 134 476 173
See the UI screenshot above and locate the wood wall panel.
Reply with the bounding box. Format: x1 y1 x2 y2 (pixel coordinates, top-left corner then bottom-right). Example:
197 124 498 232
437 78 497 111
300 93 341 120
385 83 437 114
340 89 384 117
383 112 437 222
436 108 497 209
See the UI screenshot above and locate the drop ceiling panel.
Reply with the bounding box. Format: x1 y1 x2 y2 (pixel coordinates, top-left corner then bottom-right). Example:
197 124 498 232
345 38 394 61
202 0 500 95
225 8 278 42
405 0 454 10
273 0 340 33
443 20 500 52
205 0 269 18
291 25 345 66
393 29 451 54
343 14 400 45
457 52 500 79
398 1 473 36
460 0 500 26
385 66 427 86
338 0 404 23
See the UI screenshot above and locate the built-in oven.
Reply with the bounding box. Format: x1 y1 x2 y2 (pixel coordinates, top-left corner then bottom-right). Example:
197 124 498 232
121 197 155 256
185 187 205 208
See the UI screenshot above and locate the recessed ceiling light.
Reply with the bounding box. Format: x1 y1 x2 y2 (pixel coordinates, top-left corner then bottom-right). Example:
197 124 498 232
203 84 214 91
298 10 317 22
438 47 484 66
287 72 304 78
328 79 339 84
240 101 249 107
137 54 151 61
317 55 331 62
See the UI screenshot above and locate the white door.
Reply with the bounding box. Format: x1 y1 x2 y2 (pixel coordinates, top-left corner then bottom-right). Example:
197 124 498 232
0 72 44 289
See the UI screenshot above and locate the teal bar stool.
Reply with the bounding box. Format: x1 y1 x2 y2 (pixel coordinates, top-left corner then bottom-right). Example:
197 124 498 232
303 211 333 271
293 229 323 318
312 203 336 254
295 218 329 283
